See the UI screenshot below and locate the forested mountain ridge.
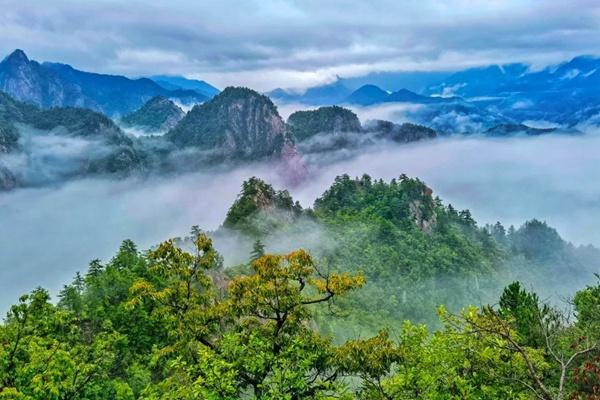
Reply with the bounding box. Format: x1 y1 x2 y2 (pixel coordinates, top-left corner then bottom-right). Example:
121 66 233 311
120 96 185 133
216 175 600 333
1 174 598 398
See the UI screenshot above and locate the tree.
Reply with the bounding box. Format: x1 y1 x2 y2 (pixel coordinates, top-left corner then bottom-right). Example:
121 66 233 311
250 239 265 262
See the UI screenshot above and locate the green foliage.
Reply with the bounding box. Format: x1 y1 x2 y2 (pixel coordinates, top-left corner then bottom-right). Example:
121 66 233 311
223 176 303 237
287 106 362 142
121 96 184 132
167 87 290 160
0 230 598 399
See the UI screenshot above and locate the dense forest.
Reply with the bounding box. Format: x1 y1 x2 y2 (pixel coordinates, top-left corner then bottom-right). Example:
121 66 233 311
1 174 599 399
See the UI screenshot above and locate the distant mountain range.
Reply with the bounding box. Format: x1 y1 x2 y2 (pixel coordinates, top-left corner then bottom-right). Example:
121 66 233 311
0 48 592 191
150 75 220 99
270 55 600 128
0 49 218 116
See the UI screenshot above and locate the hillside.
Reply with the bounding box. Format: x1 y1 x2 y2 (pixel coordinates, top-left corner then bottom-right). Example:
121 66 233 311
167 87 292 160
0 172 599 398
121 96 185 132
0 91 144 188
217 175 600 333
286 106 362 142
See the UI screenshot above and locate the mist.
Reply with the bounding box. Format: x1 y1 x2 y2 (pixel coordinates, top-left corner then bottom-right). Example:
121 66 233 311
1 132 600 313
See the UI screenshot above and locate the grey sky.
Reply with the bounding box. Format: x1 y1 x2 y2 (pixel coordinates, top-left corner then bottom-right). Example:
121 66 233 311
1 0 600 90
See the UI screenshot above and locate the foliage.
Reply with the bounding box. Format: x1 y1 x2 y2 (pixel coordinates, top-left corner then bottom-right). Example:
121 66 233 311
121 96 184 132
287 106 362 142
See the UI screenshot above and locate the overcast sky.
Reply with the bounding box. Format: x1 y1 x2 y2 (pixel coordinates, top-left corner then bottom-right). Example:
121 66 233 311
2 0 600 91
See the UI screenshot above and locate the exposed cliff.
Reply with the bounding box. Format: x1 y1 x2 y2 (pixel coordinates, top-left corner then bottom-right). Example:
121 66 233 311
167 87 291 160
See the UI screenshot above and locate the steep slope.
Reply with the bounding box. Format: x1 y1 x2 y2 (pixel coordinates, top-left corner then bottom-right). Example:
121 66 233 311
167 87 291 160
0 50 85 109
286 106 362 142
0 49 206 116
121 96 185 132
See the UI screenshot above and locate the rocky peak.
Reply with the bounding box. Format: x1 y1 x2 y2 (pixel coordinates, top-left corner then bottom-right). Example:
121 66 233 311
167 87 291 160
3 49 29 65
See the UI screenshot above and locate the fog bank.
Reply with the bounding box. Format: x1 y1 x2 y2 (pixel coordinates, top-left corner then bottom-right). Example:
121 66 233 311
1 133 600 312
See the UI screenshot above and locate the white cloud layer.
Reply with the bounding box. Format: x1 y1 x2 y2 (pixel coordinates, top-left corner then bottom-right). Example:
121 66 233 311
1 133 600 312
1 0 600 90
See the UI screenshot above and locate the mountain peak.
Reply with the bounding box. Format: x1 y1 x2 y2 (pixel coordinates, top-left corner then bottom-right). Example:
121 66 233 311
3 49 29 64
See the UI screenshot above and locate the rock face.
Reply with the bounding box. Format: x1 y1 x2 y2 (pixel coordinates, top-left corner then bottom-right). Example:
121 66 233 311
0 50 83 109
364 119 437 143
167 87 291 160
286 106 362 142
0 49 207 116
121 96 185 132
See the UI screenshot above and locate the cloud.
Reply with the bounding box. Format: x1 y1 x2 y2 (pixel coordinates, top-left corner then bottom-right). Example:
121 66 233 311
1 132 600 314
1 0 600 90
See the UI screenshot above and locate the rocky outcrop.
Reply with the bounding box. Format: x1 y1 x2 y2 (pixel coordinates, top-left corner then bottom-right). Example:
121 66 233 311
167 87 292 160
286 106 362 142
121 96 185 133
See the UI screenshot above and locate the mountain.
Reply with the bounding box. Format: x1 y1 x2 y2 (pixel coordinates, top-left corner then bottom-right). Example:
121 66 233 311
0 91 144 189
363 120 437 143
425 63 529 98
484 124 557 137
424 56 600 125
404 101 514 135
167 87 292 160
268 78 353 105
0 49 85 109
121 96 185 133
0 49 207 117
342 86 457 106
151 75 220 98
286 106 362 142
344 84 389 106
